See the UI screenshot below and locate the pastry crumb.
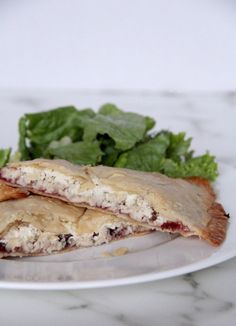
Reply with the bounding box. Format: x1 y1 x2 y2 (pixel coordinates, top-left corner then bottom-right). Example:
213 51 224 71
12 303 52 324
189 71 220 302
113 247 129 256
102 247 129 258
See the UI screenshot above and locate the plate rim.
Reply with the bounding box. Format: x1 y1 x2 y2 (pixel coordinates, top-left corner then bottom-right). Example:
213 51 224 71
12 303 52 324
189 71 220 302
0 250 235 290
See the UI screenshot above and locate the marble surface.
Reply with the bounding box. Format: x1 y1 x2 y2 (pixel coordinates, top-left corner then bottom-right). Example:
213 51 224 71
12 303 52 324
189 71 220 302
0 258 235 326
0 90 235 325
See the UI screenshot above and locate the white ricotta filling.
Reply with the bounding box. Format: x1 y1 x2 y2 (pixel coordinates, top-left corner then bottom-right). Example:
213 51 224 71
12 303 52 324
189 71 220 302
1 167 81 201
0 223 145 255
1 167 163 225
78 186 157 223
2 225 65 254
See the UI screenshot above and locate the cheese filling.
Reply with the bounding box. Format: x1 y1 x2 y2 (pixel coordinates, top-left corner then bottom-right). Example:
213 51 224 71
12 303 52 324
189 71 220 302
0 166 190 232
1 167 157 222
0 223 146 255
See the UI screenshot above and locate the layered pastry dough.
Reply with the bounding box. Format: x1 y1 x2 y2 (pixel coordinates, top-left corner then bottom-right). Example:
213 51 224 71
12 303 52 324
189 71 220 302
0 159 228 246
0 180 28 202
0 195 149 258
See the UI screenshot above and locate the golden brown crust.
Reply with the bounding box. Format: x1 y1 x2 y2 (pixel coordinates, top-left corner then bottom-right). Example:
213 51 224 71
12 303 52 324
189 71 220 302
202 202 228 246
186 177 228 246
0 180 28 202
186 176 216 199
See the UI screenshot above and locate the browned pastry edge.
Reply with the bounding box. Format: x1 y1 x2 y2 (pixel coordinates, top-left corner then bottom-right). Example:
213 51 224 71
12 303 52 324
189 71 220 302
0 180 29 202
186 177 228 246
199 202 228 246
186 176 216 198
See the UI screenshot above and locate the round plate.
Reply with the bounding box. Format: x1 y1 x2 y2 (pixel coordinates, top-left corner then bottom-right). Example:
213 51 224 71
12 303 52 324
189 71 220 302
0 94 235 289
0 163 234 290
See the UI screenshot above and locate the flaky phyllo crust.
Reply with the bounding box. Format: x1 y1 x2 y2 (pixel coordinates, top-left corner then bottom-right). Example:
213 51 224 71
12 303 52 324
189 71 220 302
0 159 228 246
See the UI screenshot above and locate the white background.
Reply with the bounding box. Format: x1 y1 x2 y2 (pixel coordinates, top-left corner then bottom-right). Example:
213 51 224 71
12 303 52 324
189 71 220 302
0 0 236 91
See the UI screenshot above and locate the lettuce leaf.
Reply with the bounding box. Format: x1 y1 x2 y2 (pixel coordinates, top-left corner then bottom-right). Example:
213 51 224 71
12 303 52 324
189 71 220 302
15 104 218 182
99 103 155 132
25 106 94 145
115 131 218 181
99 135 121 166
0 148 11 168
165 131 193 161
83 103 155 150
115 132 169 171
18 106 95 159
162 153 218 180
18 116 31 160
47 141 103 165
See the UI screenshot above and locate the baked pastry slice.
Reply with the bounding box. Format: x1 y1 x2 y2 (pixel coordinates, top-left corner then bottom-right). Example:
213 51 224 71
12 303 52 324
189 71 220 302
0 159 228 246
0 195 150 258
0 180 28 202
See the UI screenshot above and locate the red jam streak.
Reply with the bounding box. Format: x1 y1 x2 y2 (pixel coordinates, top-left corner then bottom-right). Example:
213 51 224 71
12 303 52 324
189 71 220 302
161 221 190 232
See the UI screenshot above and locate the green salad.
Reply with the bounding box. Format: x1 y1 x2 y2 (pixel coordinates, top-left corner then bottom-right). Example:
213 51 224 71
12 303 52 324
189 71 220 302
0 104 218 181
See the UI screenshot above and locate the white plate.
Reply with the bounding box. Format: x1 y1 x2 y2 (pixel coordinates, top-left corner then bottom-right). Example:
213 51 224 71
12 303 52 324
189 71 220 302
0 92 235 290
